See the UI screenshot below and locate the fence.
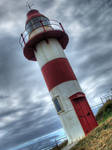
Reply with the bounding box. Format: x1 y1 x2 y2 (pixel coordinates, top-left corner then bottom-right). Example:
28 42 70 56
19 136 67 150
17 104 102 150
91 94 112 115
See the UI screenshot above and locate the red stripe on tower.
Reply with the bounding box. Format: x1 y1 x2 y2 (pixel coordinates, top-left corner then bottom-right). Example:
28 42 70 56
41 58 77 91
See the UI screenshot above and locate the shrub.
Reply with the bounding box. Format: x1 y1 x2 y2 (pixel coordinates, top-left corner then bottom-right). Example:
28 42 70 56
96 100 112 122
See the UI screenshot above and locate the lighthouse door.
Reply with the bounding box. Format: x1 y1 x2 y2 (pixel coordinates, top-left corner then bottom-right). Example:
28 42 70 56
71 97 97 135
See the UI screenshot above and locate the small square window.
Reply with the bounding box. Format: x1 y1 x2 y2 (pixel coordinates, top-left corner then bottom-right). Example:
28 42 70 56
53 97 63 113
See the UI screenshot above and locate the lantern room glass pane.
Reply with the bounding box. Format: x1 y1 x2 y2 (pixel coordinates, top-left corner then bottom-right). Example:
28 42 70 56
25 16 50 34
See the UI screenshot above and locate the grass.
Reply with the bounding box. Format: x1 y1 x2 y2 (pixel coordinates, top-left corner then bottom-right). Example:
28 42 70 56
70 99 112 150
70 117 112 150
52 100 112 150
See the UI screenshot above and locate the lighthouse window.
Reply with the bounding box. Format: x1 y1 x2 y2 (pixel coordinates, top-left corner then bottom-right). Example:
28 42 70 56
25 17 50 34
53 97 63 113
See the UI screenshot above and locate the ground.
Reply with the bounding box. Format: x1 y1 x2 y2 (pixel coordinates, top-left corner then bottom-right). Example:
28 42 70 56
70 117 112 150
52 100 112 150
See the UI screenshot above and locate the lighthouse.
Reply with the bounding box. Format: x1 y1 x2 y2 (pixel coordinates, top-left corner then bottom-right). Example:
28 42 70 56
20 9 98 143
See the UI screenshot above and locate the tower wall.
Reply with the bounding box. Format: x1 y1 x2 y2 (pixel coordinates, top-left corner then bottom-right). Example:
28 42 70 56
35 38 66 67
34 38 85 143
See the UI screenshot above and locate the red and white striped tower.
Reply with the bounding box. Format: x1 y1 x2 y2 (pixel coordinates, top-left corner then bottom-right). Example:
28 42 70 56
20 9 98 143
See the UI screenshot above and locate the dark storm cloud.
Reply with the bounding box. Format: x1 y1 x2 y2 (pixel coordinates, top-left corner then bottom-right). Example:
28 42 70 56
0 106 61 150
0 0 112 149
37 0 55 9
0 109 22 118
0 0 60 149
58 0 112 100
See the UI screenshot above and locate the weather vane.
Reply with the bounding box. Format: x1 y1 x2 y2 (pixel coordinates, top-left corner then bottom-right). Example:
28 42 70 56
26 0 33 10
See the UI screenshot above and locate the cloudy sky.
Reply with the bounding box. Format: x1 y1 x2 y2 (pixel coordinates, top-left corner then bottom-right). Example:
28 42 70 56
0 0 112 149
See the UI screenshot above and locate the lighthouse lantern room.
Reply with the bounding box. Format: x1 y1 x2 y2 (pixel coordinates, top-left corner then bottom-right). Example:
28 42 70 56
20 9 98 143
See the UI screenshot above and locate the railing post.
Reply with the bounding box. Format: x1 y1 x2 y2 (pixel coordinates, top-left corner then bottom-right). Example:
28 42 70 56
59 22 65 32
55 139 59 150
40 21 46 32
21 33 26 45
100 97 104 105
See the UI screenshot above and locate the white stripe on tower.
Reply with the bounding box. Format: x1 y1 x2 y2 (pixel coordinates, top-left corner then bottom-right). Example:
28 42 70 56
34 38 85 143
35 38 66 68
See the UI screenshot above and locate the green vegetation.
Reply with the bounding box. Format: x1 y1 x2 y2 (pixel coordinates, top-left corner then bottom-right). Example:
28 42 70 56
96 100 112 123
